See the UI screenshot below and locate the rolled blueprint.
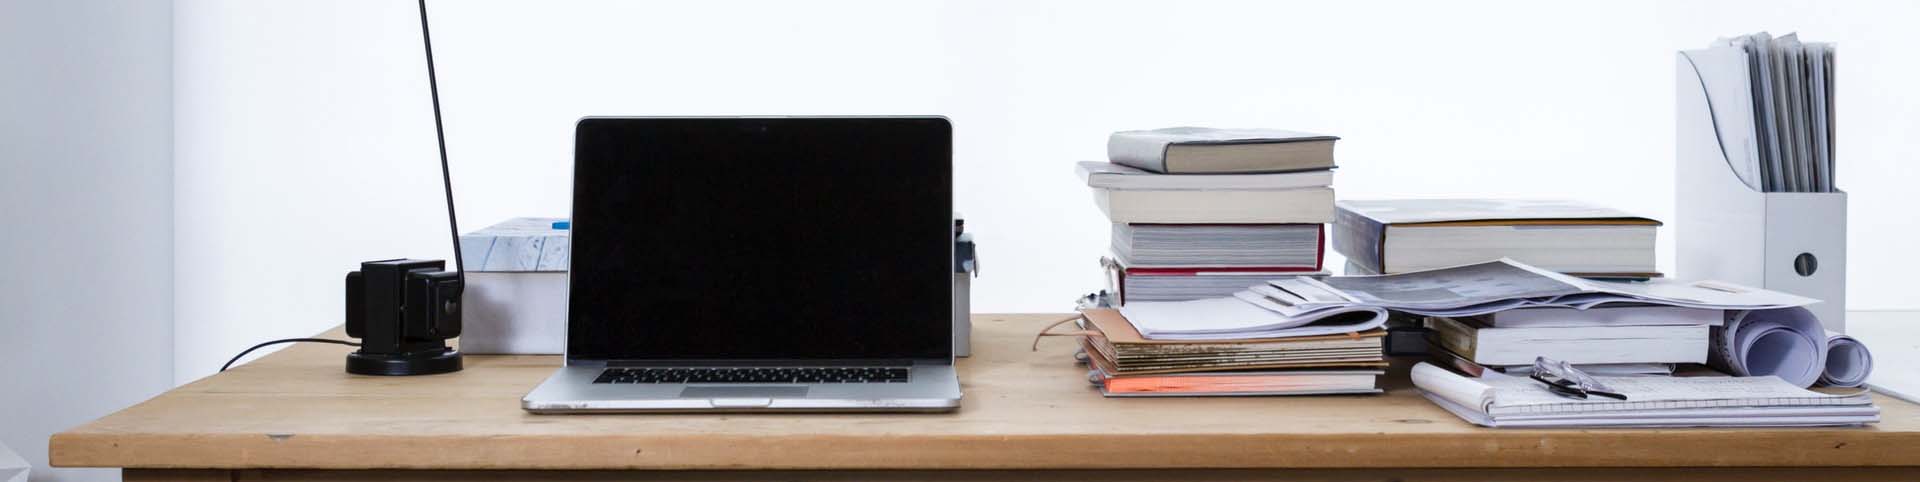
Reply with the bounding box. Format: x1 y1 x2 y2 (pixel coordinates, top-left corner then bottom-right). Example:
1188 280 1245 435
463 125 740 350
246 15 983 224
1709 307 1827 388
1819 331 1874 388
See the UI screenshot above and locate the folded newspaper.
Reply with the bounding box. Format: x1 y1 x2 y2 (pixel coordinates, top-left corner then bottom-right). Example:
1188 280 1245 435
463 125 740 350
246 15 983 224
1118 259 1818 340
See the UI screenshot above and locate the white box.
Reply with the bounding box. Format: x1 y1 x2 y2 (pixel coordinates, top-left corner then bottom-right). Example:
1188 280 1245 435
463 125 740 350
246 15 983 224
463 271 567 354
953 231 978 357
1676 50 1847 332
458 218 569 355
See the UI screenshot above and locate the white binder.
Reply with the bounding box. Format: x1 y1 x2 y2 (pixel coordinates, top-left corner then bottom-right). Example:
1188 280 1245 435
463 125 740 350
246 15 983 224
1676 49 1847 332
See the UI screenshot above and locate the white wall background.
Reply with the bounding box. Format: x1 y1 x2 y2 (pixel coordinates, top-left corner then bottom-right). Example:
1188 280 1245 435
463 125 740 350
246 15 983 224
172 0 1920 382
0 1 175 481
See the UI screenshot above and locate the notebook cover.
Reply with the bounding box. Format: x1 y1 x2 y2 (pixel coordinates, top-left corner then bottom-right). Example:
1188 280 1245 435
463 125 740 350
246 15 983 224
1079 338 1388 376
1082 308 1384 346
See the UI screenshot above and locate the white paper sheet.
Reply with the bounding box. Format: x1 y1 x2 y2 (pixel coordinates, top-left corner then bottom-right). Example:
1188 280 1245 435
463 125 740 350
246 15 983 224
1295 259 1816 317
1117 295 1387 340
0 442 28 482
1707 32 1838 193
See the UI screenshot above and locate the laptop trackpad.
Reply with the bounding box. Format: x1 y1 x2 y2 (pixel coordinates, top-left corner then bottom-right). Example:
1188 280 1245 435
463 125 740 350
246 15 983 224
680 386 809 398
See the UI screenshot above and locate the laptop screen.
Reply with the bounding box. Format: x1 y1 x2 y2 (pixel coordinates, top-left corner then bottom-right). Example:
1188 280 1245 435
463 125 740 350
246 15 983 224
566 117 953 361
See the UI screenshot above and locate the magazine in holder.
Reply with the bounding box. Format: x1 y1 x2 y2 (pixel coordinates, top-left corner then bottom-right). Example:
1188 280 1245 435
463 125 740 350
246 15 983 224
1675 49 1847 332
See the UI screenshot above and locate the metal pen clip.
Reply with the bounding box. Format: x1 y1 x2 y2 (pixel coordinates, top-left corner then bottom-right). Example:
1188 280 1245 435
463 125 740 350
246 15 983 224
1528 356 1628 401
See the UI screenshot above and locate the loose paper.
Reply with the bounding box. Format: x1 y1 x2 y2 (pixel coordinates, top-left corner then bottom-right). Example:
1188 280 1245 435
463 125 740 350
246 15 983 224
1299 259 1817 317
1118 296 1387 340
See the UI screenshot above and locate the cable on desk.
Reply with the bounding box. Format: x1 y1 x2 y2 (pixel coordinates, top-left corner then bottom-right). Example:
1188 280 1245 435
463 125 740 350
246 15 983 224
221 338 361 372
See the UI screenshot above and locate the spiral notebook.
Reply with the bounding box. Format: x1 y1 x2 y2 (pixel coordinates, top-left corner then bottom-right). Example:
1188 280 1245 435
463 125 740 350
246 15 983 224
1412 362 1877 428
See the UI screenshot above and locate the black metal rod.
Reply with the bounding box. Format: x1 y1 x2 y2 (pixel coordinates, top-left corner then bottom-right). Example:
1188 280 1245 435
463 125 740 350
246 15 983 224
417 0 463 282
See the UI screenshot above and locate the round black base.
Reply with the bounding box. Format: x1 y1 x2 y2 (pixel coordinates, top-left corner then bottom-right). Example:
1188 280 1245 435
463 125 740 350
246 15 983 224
346 348 462 376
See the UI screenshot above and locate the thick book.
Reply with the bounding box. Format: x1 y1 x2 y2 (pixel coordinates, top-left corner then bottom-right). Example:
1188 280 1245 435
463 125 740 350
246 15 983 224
1424 315 1709 366
1107 127 1338 174
1472 305 1723 329
1088 366 1383 397
1105 258 1327 303
1075 161 1334 190
1111 223 1323 269
1333 199 1661 277
1429 347 1674 378
1093 187 1334 224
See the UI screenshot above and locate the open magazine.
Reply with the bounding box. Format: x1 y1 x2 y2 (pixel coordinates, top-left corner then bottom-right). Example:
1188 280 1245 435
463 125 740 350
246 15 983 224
1119 259 1819 340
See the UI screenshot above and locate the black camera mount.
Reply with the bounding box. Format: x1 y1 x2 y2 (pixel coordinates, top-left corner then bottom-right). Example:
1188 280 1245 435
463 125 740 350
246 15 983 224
345 259 463 375
339 0 466 376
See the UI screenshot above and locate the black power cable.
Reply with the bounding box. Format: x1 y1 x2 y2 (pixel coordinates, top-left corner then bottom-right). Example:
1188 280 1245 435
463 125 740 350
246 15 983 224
224 1 463 376
220 338 361 372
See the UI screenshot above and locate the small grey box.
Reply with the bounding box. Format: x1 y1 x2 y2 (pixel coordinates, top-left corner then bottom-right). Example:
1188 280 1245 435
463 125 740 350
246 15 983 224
954 230 978 357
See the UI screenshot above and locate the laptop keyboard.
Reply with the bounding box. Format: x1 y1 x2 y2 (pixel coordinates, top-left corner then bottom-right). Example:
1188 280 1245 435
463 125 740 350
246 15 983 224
592 367 911 384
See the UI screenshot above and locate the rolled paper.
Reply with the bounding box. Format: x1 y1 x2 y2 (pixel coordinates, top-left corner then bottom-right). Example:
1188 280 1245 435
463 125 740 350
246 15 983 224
1818 330 1873 388
1709 307 1828 388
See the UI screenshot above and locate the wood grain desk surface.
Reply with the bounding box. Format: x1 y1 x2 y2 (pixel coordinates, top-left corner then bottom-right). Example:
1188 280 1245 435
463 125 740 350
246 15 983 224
50 314 1920 471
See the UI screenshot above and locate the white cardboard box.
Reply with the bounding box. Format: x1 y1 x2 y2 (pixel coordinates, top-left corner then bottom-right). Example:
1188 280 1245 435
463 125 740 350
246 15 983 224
458 218 569 355
462 271 567 354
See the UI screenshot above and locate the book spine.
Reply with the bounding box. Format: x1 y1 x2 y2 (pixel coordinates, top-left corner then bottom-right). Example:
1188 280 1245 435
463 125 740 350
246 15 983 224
1424 317 1481 363
1313 224 1326 271
1107 133 1172 173
1331 204 1386 273
1105 258 1128 305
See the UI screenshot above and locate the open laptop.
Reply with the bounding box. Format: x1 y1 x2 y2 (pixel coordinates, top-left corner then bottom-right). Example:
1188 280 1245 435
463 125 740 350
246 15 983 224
522 116 962 413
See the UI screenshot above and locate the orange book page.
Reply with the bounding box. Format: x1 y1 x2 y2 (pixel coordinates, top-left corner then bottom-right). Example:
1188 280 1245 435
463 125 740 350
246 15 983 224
1104 374 1355 394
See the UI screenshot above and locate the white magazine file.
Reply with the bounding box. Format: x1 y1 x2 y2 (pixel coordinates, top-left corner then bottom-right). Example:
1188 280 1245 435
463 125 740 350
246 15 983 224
1676 50 1847 332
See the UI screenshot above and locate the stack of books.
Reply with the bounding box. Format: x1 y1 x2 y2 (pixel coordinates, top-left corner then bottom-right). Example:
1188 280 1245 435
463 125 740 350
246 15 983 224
1080 127 1340 303
1069 128 1386 396
1424 305 1724 376
1329 198 1666 356
1079 308 1385 396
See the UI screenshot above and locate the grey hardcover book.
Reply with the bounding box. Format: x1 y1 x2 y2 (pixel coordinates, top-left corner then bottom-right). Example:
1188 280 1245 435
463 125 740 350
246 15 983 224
1075 161 1334 190
1332 199 1660 277
1107 127 1338 174
1112 223 1323 269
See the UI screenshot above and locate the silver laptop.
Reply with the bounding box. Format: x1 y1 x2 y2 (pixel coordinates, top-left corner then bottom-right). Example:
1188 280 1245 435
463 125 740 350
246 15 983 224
522 116 961 413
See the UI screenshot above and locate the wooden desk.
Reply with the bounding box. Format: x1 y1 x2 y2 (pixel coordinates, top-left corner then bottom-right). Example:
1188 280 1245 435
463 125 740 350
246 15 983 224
52 314 1920 481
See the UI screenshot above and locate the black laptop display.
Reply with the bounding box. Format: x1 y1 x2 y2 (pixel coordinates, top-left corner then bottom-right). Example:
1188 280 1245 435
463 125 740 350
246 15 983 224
566 117 954 361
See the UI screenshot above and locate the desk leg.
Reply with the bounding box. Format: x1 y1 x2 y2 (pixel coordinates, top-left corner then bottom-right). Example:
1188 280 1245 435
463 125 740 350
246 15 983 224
124 469 234 482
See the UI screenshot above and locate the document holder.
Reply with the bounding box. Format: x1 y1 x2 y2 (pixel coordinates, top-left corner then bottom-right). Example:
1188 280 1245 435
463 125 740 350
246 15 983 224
1676 50 1847 332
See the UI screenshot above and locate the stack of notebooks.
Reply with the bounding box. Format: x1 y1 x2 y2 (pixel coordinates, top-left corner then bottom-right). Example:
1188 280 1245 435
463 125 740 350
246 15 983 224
1424 305 1724 376
1413 363 1877 428
1332 199 1661 278
1079 308 1385 396
1079 127 1339 303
